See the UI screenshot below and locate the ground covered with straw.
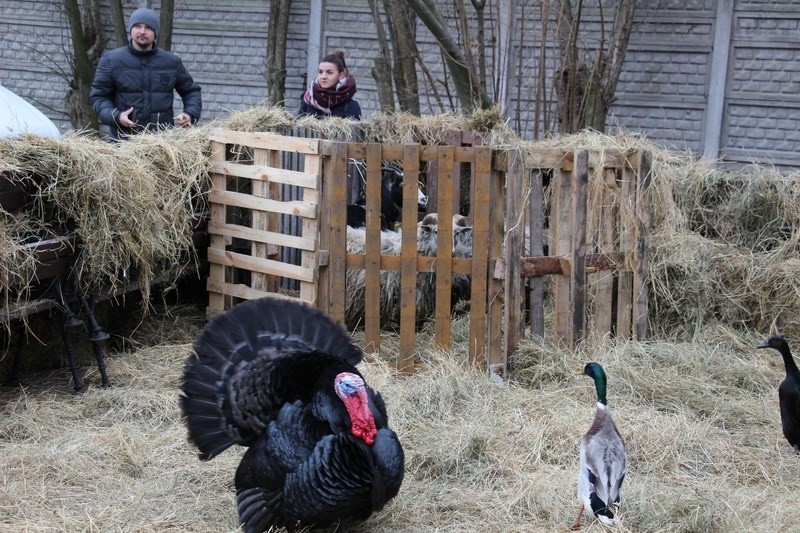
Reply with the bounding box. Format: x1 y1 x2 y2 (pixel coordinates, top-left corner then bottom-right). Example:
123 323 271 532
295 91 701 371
1 305 799 532
2 107 800 531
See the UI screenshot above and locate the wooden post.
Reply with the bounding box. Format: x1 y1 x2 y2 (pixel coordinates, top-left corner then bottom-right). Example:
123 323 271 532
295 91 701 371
469 147 492 366
552 155 573 346
503 149 525 367
251 148 270 293
527 169 545 338
300 151 320 304
570 151 589 344
487 154 506 372
434 146 455 350
398 143 421 372
206 140 227 317
363 143 382 353
617 155 636 339
593 168 618 337
327 142 349 323
632 150 652 340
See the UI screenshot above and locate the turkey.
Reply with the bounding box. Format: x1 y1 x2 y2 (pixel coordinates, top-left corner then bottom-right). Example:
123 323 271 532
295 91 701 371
180 297 405 532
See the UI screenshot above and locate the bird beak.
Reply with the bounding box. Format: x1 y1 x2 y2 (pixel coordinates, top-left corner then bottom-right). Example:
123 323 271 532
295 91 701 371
756 341 768 349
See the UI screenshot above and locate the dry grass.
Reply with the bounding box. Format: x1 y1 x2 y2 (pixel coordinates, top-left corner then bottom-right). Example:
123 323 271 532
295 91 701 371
2 308 799 532
1 109 800 530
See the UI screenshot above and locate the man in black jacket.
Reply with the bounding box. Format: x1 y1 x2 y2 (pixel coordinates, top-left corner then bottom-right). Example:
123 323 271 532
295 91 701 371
90 8 201 139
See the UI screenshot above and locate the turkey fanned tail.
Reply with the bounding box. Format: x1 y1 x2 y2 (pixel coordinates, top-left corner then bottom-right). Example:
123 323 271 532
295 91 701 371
180 298 363 460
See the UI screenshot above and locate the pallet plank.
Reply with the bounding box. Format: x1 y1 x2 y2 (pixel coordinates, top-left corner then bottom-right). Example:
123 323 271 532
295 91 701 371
398 144 420 372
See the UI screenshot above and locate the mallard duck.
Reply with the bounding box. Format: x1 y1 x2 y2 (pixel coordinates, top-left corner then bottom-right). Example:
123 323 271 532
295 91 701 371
756 335 800 451
571 362 627 530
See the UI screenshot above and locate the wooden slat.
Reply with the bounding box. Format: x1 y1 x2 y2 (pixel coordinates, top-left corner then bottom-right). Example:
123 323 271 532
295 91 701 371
208 222 315 251
266 148 283 293
398 144 420 372
518 253 625 277
208 189 316 218
209 129 321 154
208 248 314 282
363 144 382 353
317 147 333 313
434 146 454 350
300 153 321 304
346 254 472 275
527 169 546 338
632 150 652 340
469 146 492 366
570 151 589 344
206 140 227 316
327 142 349 322
503 149 525 369
593 168 618 336
251 147 270 293
617 157 636 339
487 155 506 372
494 149 628 172
553 156 573 346
206 279 301 302
211 161 318 189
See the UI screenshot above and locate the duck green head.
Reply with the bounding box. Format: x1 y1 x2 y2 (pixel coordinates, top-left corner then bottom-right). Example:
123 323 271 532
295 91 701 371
582 361 608 405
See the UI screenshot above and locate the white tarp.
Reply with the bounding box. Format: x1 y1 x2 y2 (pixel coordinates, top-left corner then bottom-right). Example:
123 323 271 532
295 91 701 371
0 85 61 139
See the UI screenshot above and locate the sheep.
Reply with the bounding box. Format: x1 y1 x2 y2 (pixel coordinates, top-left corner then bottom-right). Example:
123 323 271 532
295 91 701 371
344 226 403 329
451 214 473 307
343 212 474 330
414 213 474 322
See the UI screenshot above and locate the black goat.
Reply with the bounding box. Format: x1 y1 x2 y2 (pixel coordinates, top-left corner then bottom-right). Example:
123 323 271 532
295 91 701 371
346 163 426 231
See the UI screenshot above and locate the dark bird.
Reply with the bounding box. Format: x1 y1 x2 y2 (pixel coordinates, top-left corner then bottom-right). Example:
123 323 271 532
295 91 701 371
756 335 800 451
572 362 627 530
180 297 405 532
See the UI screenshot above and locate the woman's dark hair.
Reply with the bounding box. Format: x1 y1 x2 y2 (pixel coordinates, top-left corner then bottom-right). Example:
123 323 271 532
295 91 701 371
320 51 348 76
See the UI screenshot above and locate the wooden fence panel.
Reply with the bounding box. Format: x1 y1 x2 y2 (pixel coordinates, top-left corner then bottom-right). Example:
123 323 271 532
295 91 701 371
205 129 650 374
206 129 322 315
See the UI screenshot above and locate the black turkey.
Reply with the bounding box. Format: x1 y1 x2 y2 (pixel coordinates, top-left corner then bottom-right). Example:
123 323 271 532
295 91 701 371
180 297 405 532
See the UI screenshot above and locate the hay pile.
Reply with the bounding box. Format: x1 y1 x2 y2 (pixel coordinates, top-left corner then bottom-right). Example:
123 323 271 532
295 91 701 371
0 127 211 308
1 105 798 338
1 309 798 531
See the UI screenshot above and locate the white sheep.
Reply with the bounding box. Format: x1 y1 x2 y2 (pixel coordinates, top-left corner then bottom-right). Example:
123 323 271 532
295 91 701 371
343 213 474 330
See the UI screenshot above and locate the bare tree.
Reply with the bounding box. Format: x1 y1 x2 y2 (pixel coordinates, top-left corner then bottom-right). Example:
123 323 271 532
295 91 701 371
405 0 492 113
367 0 397 111
63 0 106 130
108 0 127 46
384 0 421 115
267 0 292 106
554 0 636 132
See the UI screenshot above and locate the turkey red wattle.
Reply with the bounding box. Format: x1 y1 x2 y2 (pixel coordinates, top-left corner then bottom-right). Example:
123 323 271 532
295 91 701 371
335 372 378 445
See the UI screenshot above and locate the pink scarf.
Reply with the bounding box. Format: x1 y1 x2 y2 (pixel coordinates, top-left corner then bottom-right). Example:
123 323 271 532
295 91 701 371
303 76 357 114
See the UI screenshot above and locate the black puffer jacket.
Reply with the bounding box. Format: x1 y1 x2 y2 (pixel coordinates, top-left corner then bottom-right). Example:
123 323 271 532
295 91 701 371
90 43 201 138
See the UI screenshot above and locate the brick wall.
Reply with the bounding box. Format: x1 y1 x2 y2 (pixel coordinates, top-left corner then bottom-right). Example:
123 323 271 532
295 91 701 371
2 0 799 171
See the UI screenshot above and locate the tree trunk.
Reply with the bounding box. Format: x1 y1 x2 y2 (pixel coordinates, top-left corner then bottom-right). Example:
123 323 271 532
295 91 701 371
267 0 292 107
384 0 420 115
367 0 397 112
159 0 175 51
406 0 492 113
470 0 487 95
108 0 127 46
64 0 106 131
